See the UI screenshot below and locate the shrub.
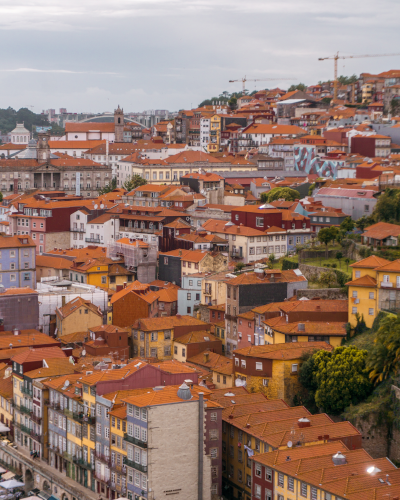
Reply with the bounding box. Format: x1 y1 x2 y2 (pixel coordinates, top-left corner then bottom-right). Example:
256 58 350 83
282 258 299 270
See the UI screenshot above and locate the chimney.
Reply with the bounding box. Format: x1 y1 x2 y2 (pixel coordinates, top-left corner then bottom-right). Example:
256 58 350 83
62 296 66 307
297 417 311 428
298 323 305 332
203 352 209 363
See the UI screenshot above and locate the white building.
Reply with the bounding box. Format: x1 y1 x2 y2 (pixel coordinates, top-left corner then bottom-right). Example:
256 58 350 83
85 213 117 247
200 118 210 151
11 123 30 145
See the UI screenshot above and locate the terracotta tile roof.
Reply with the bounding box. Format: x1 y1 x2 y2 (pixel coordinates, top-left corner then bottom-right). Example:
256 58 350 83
11 346 66 364
233 341 333 360
210 393 272 409
253 441 349 467
210 386 248 398
0 287 37 296
175 233 209 244
108 405 127 419
350 255 390 269
361 222 400 241
148 359 198 375
132 315 208 332
158 248 209 263
375 259 400 272
237 311 255 321
222 400 289 420
0 375 13 400
174 331 219 345
272 321 347 336
166 152 224 165
36 255 72 270
56 297 102 318
163 219 191 229
346 275 377 287
243 123 306 135
187 350 232 371
49 140 107 151
0 333 59 351
278 299 348 314
155 287 178 303
58 331 88 344
101 387 150 403
65 122 115 133
24 358 78 378
252 301 289 314
110 281 156 304
121 383 213 407
0 235 36 249
202 219 266 237
148 280 180 290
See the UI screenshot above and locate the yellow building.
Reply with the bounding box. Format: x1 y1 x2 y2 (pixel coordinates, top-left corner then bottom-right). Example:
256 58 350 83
109 405 127 496
263 318 346 347
233 342 333 404
201 272 228 306
0 366 13 438
346 255 396 328
212 362 234 389
69 258 132 290
207 114 221 153
55 297 103 336
172 331 221 362
132 315 209 360
212 320 226 353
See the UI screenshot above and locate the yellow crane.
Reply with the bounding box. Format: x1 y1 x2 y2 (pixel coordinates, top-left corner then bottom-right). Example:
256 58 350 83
318 52 400 100
228 76 294 93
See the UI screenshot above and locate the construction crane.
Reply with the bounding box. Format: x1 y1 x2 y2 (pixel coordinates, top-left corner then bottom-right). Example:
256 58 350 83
228 76 294 93
318 52 400 100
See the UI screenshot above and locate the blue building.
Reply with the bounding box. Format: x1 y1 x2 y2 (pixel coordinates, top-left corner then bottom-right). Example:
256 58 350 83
177 273 204 316
0 235 36 288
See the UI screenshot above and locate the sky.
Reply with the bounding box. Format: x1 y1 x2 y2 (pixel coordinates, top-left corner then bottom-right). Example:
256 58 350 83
0 0 400 114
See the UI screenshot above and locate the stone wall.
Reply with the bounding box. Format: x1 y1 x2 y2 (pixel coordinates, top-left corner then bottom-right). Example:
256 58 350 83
198 304 211 323
297 288 347 300
350 414 389 459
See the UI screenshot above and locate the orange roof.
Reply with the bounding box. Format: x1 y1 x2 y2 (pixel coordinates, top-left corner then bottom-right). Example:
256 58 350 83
56 297 102 319
0 235 36 249
346 275 377 287
202 219 266 237
133 315 208 332
0 287 37 296
278 299 348 314
272 321 347 336
11 346 66 364
174 331 219 345
65 122 115 133
233 341 333 360
110 281 158 304
48 139 105 150
361 222 400 240
121 383 213 407
243 124 306 135
24 357 78 378
36 255 72 270
375 259 400 273
181 172 224 181
187 350 232 370
350 255 390 269
155 287 178 303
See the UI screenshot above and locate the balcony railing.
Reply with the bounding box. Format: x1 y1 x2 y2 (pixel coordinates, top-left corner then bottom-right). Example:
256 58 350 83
21 386 33 397
124 433 147 448
95 451 111 464
30 413 42 424
123 457 147 473
73 456 94 470
63 452 73 462
48 401 60 410
20 424 31 434
20 404 31 415
94 472 110 484
30 431 43 443
71 227 86 232
85 238 101 244
73 412 95 425
111 462 126 474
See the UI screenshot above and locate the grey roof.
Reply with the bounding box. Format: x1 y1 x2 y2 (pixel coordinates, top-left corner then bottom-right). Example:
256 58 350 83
11 123 30 134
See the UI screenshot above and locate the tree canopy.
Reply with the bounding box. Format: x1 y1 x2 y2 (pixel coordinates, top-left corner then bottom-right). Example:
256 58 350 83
340 216 355 233
372 188 400 223
312 345 372 414
0 107 50 137
288 83 306 92
318 226 339 255
123 175 147 192
367 314 400 385
261 187 300 203
337 74 358 85
98 177 117 195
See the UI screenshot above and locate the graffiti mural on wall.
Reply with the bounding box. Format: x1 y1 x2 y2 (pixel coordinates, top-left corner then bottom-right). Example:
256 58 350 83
294 145 344 179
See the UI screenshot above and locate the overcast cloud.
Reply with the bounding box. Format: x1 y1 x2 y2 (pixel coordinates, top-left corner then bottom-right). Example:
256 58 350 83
0 0 399 113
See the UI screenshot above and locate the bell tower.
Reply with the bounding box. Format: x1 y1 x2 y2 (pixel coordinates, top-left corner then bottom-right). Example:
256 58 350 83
37 132 51 162
114 105 124 143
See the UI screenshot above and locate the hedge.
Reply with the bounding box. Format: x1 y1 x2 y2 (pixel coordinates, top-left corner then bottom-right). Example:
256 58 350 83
282 258 299 270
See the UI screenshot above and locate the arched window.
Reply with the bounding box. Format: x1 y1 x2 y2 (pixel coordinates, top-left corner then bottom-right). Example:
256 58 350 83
128 221 132 228
16 136 19 143
134 221 138 228
118 118 121 124
141 221 145 229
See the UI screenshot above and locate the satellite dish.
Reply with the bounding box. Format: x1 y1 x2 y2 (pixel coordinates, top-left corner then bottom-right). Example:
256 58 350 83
65 380 70 387
100 204 104 209
94 204 98 209
287 441 293 448
82 350 86 357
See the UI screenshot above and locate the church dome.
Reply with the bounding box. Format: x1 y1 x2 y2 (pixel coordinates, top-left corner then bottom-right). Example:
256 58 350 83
11 123 30 135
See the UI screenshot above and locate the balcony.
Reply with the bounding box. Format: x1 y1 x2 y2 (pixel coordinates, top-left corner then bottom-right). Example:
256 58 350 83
48 401 60 410
73 412 95 425
95 451 111 465
110 462 126 474
123 457 147 473
21 386 32 397
230 250 243 259
94 472 110 484
30 413 42 424
124 433 148 448
381 281 393 288
30 431 43 443
71 227 86 232
120 226 156 235
111 482 127 494
20 424 31 434
63 452 73 462
85 238 101 244
73 456 94 470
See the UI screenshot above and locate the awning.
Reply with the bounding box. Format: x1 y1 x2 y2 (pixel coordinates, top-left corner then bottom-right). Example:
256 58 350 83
0 479 25 489
0 474 14 481
0 425 10 434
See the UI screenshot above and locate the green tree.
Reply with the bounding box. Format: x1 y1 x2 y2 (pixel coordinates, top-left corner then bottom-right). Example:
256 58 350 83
345 257 350 271
391 99 400 116
372 188 400 223
355 215 372 232
234 262 245 272
296 351 319 412
313 345 372 414
0 192 3 202
98 177 117 195
337 74 358 85
367 314 400 385
228 96 237 110
269 254 276 266
263 187 300 203
340 217 354 233
288 83 306 92
318 269 339 288
123 175 147 192
308 183 316 196
336 251 343 268
318 226 339 257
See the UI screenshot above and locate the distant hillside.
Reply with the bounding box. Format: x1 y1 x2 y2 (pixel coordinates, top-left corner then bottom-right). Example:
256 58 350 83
0 107 50 134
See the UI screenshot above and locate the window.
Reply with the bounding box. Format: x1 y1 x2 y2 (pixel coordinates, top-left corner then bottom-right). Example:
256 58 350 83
292 363 298 373
266 490 272 500
301 483 307 497
383 274 390 283
352 307 357 314
256 217 264 227
210 412 217 422
241 359 246 368
352 291 358 298
369 308 374 315
187 293 191 300
288 476 294 491
278 473 284 487
265 467 272 481
234 358 239 366
255 362 263 371
255 464 262 478
311 487 317 499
